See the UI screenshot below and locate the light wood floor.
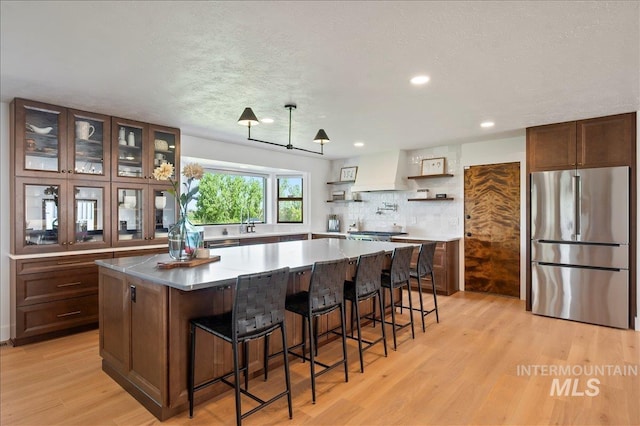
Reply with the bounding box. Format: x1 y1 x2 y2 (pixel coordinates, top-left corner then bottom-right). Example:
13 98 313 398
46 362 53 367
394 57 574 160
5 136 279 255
2 291 639 425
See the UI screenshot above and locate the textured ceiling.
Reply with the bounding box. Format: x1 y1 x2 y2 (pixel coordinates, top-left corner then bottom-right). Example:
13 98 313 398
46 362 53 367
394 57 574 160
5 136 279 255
1 1 639 159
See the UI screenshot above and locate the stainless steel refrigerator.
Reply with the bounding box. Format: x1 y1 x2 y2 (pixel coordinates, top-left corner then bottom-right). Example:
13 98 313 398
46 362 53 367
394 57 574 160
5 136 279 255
531 166 630 329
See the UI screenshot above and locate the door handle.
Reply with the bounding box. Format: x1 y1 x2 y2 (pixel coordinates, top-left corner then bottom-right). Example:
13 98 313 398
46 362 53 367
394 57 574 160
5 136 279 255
466 232 472 237
465 215 471 219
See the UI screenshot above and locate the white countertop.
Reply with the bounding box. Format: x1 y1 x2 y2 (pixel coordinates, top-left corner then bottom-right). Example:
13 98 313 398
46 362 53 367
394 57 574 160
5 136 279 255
96 239 417 291
205 231 308 241
311 232 460 242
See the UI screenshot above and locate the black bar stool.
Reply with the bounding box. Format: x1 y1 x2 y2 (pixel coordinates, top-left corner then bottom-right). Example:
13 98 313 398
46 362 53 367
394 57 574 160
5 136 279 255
188 267 293 426
409 242 440 331
380 245 415 350
284 258 350 403
343 251 388 373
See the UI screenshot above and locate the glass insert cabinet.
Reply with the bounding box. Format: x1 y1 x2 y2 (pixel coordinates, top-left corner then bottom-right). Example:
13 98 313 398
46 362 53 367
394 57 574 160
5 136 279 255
10 98 181 255
13 99 111 180
15 178 111 253
111 182 178 247
112 118 180 182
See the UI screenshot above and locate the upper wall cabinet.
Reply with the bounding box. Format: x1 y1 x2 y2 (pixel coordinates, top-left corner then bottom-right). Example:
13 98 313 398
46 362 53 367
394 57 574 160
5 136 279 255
12 99 111 180
527 112 636 172
112 119 180 183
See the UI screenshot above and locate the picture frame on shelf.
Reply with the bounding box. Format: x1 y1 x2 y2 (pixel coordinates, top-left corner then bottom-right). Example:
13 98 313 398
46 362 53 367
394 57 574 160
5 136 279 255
421 157 446 176
340 166 358 181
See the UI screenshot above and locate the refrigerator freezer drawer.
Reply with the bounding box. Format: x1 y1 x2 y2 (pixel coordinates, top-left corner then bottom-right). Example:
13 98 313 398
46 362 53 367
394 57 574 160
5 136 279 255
532 263 629 329
531 241 629 269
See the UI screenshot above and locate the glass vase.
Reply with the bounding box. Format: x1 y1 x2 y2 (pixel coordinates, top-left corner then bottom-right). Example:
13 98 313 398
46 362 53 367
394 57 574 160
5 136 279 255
168 215 200 261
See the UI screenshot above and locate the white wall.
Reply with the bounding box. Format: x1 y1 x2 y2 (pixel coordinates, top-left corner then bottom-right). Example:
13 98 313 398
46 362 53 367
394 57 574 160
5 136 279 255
328 145 464 237
0 102 10 341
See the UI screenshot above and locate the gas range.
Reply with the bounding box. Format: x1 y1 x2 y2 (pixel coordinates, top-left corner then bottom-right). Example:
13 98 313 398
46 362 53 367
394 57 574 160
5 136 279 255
346 231 407 241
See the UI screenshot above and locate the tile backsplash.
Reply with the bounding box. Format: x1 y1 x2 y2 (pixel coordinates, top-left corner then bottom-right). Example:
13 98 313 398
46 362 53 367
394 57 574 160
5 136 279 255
329 145 463 237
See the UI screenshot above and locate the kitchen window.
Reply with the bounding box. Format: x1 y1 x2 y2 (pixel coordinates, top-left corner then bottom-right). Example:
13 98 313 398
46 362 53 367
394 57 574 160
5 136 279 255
277 176 303 223
190 169 266 225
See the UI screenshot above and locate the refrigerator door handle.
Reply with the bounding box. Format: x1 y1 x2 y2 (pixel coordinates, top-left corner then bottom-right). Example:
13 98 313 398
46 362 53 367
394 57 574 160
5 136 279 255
573 175 581 239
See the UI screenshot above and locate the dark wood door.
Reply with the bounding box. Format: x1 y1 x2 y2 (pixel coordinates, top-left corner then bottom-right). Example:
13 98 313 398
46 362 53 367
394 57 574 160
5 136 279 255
464 162 520 297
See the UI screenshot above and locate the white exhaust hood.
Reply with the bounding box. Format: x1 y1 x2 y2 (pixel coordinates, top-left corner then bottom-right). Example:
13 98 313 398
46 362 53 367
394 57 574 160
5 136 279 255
350 150 409 192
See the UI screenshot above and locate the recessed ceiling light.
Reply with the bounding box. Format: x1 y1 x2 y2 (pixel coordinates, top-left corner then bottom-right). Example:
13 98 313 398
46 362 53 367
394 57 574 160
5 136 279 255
410 75 430 85
481 121 495 128
261 118 274 124
354 142 364 147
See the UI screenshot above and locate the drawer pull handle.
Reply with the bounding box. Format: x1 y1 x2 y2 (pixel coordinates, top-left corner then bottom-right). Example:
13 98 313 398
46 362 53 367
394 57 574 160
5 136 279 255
57 281 82 288
57 310 81 318
56 261 96 266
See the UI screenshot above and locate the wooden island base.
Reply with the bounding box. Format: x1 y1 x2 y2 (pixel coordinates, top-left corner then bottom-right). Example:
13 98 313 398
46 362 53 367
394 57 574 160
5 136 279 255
99 262 384 420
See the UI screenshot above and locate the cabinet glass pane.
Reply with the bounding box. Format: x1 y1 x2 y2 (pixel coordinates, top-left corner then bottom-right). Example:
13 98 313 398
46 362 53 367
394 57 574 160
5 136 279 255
117 188 143 241
116 126 143 178
24 107 60 172
74 116 106 176
152 131 177 178
153 188 177 239
73 185 105 244
24 184 60 246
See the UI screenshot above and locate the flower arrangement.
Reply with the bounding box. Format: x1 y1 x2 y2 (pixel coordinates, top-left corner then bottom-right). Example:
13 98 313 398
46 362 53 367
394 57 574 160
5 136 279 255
153 162 204 260
153 162 204 217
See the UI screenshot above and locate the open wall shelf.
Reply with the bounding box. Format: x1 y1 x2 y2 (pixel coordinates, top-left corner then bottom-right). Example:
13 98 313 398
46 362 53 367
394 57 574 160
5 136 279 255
407 174 454 180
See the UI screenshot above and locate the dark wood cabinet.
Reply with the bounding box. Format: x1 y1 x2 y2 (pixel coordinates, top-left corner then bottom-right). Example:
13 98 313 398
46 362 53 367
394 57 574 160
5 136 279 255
528 112 635 172
11 252 112 345
111 182 177 247
391 238 460 296
577 113 635 168
99 268 169 407
10 97 181 344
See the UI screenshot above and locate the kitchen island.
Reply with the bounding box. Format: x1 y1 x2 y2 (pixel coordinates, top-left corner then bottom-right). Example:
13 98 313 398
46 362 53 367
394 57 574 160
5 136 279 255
96 238 415 420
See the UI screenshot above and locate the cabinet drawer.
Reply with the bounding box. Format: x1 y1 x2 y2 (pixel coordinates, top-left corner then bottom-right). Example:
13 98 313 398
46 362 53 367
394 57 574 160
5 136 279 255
15 253 111 275
15 294 98 339
16 269 98 306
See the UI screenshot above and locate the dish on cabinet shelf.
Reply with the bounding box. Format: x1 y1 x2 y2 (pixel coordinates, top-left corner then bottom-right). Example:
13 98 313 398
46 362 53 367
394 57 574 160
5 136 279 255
154 139 169 151
26 124 53 135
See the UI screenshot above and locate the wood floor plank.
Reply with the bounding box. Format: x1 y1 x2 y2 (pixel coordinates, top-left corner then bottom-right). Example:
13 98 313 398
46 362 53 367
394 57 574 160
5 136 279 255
1 291 638 425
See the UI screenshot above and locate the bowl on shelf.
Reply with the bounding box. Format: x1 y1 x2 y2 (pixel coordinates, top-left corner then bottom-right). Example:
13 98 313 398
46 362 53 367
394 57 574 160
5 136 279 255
27 124 53 135
154 139 169 151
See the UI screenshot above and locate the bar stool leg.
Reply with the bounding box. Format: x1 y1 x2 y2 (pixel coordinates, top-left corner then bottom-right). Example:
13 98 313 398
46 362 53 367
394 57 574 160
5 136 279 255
388 285 398 350
243 341 249 389
353 299 365 373
376 289 388 357
431 272 440 323
308 313 317 403
340 303 349 383
188 323 196 418
417 275 426 332
263 336 269 381
232 340 242 426
280 324 293 419
405 280 415 339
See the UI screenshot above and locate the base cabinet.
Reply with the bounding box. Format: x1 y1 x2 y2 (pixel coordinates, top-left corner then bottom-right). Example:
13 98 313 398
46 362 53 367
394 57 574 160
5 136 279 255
10 247 166 346
391 238 460 295
99 269 168 412
10 252 112 346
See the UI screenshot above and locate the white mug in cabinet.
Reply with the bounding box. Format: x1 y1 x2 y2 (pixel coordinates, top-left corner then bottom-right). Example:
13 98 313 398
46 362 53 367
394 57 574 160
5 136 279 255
127 131 136 146
75 121 95 140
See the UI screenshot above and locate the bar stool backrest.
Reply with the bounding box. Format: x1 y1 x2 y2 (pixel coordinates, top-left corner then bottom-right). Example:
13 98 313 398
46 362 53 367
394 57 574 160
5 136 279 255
354 251 385 297
389 246 414 284
233 267 290 338
417 242 437 277
309 258 349 312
